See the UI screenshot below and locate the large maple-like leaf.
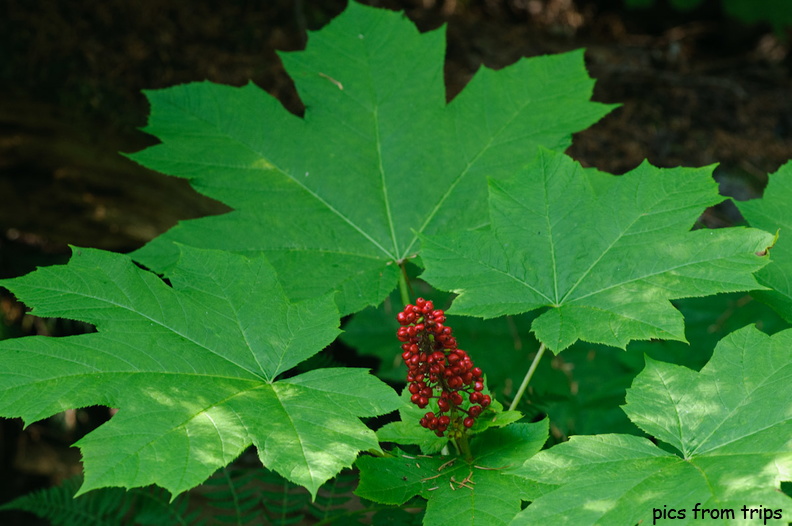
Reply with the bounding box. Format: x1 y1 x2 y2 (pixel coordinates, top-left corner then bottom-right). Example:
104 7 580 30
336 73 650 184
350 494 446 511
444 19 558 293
509 325 792 525
128 2 614 315
0 246 400 497
735 161 792 321
420 148 775 351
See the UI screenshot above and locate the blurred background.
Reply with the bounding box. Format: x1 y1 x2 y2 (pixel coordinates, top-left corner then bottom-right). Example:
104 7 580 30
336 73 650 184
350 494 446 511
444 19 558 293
1 0 791 522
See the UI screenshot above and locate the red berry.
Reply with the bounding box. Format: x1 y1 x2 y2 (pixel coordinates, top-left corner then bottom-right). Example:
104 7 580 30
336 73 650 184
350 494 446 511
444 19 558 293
463 417 474 428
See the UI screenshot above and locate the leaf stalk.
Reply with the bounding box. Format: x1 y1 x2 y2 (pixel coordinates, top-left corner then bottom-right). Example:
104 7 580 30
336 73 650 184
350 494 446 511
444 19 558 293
508 342 547 411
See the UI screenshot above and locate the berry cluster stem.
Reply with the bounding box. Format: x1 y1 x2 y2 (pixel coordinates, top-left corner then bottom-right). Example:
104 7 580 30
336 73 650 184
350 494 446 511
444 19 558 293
452 409 474 462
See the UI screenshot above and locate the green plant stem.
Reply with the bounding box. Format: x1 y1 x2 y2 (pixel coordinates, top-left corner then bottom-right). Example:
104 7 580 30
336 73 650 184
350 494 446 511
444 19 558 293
508 342 546 411
455 431 473 463
397 261 411 305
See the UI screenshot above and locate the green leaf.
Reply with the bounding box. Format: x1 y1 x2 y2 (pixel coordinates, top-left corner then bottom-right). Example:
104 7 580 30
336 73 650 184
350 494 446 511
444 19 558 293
735 161 792 322
421 148 775 351
358 422 548 526
510 325 792 525
0 246 400 498
128 2 614 315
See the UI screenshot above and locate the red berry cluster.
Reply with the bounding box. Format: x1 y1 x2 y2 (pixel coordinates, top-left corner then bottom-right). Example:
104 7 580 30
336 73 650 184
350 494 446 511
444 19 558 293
397 298 491 437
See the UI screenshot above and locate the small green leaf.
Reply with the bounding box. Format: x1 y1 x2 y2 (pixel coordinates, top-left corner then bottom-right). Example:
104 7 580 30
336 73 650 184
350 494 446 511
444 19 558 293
0 246 400 498
358 422 548 526
377 384 521 455
421 148 775 351
510 325 792 525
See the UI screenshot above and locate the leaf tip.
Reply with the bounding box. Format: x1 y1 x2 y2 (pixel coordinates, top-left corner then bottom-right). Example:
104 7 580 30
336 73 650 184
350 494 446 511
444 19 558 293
754 228 780 257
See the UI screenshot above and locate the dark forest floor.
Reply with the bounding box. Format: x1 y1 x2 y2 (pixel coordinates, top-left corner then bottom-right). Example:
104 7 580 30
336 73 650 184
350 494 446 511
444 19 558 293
1 0 791 522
